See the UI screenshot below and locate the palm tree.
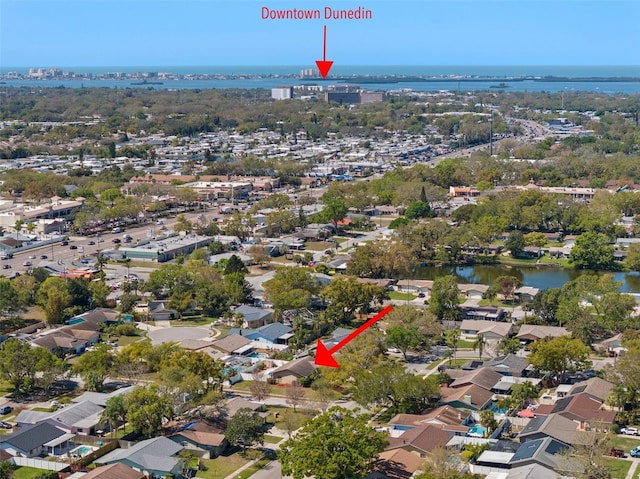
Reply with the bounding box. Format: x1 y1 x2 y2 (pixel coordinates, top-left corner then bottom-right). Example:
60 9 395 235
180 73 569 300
13 219 24 235
444 328 461 361
25 222 36 235
473 333 487 360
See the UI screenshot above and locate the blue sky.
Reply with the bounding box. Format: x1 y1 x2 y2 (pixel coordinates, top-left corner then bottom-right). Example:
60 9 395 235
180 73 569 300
1 0 639 67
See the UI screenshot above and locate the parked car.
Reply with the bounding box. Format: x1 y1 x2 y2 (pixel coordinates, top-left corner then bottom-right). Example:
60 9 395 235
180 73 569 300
619 427 639 436
0 405 13 414
610 448 625 458
631 447 640 458
0 421 12 429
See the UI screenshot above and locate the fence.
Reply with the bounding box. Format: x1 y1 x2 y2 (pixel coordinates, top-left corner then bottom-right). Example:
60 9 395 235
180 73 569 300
12 457 69 471
74 438 118 468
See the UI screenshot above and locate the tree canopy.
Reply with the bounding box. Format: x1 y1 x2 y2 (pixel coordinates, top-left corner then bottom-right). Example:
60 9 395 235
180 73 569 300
279 407 388 479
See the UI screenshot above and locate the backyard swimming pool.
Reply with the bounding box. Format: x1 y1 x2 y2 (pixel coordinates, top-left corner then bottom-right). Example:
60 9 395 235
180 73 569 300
467 425 487 437
69 445 96 457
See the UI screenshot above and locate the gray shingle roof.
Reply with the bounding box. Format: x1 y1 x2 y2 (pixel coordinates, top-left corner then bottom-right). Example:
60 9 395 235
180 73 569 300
0 422 66 453
483 354 529 375
230 323 293 343
49 401 104 428
234 305 271 322
98 437 182 473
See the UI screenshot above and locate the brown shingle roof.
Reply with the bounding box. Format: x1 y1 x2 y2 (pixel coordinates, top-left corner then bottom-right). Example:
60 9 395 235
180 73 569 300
373 448 423 479
271 357 316 379
211 334 251 354
448 368 503 390
553 393 616 424
439 384 494 410
79 463 145 479
516 325 570 341
171 430 226 447
386 424 453 455
568 377 614 403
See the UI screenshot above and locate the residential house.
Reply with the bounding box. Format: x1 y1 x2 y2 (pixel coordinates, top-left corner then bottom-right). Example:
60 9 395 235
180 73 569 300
458 284 489 299
491 377 541 396
368 448 423 479
169 430 228 459
0 422 71 457
537 393 616 429
224 397 264 418
15 401 104 435
233 305 273 328
270 356 316 384
31 329 92 355
72 386 135 407
146 300 178 321
97 437 183 478
385 424 453 458
517 414 580 445
229 322 293 349
472 437 573 478
447 368 504 391
79 463 146 479
482 354 530 377
567 377 614 403
459 320 513 340
210 334 253 355
516 325 570 343
459 306 507 322
514 286 540 303
439 384 495 411
388 406 472 437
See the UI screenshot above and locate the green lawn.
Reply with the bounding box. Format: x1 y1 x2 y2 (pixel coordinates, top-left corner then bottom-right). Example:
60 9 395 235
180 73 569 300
388 291 417 301
457 339 477 350
196 452 252 478
0 380 14 395
266 406 316 430
170 317 214 327
602 458 633 479
263 434 283 444
13 467 53 479
610 436 640 451
117 335 144 347
229 380 272 395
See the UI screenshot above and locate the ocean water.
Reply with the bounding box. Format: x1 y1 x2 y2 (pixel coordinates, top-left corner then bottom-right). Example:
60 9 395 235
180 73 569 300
4 65 640 76
2 66 640 93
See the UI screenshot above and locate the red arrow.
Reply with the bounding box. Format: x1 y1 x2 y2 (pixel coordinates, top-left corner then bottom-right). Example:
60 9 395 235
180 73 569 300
314 305 393 368
315 25 333 79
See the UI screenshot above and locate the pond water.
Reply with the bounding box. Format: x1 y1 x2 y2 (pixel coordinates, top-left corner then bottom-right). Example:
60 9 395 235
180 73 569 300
412 264 640 293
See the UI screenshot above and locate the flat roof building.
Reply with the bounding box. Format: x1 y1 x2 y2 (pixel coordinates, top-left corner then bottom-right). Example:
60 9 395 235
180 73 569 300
119 233 213 262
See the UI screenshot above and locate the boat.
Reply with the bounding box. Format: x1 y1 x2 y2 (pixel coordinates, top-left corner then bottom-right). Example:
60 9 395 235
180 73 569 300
490 83 510 89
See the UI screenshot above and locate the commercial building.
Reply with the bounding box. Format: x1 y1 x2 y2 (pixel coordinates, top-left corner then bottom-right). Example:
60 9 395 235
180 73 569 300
119 233 213 262
271 86 294 100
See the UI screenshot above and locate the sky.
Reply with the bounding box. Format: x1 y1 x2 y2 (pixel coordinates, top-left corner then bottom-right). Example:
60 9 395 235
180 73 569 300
1 0 639 67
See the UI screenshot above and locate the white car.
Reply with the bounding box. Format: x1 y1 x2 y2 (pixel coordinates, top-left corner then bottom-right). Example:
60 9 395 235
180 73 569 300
620 427 639 436
23 261 32 267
